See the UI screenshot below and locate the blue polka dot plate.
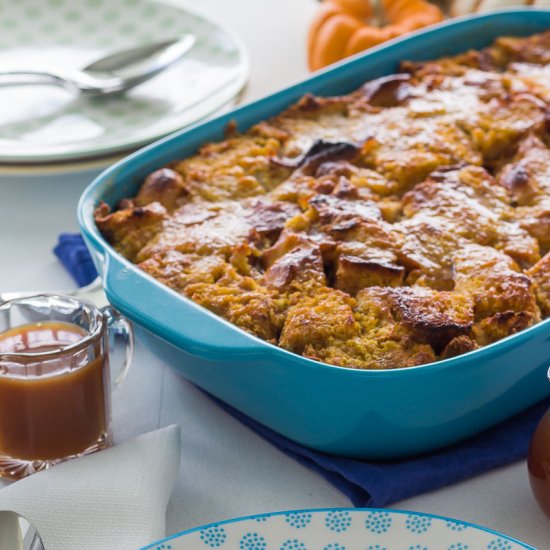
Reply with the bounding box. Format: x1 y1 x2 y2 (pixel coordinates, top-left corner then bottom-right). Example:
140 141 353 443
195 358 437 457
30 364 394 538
0 0 248 163
141 508 534 550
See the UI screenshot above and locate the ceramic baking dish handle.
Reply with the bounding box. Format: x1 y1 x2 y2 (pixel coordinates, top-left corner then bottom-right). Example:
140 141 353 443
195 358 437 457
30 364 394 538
102 252 265 360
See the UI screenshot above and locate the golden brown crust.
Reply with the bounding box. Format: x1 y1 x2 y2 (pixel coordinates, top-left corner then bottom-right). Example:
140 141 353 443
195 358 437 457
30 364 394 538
441 335 479 360
452 243 540 345
134 168 189 210
489 32 550 67
279 287 359 356
496 135 550 254
94 201 167 262
526 253 550 317
400 165 540 268
96 31 550 370
334 255 404 295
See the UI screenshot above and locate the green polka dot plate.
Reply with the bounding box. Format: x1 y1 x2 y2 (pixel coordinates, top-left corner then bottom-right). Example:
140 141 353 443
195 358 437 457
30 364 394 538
0 0 248 163
142 509 534 550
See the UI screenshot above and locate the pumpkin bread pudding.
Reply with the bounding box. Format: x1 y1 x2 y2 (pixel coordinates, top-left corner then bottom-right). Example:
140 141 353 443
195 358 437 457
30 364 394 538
96 31 550 370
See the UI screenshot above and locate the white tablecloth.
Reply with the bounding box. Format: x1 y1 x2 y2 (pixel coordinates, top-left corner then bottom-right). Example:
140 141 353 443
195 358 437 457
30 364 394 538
1 1 549 547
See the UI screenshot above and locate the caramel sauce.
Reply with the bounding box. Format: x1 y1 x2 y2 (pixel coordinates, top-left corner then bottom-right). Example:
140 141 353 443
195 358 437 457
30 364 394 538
528 408 550 518
0 321 109 462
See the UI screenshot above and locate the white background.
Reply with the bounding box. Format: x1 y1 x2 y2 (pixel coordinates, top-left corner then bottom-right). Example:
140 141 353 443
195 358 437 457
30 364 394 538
1 0 549 547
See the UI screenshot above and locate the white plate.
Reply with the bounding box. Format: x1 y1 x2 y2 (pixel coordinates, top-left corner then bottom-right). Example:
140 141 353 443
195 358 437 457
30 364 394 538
142 508 534 550
0 0 248 163
0 96 239 178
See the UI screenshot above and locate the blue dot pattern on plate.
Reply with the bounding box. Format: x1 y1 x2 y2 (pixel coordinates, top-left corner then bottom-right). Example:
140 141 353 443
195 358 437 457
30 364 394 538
447 521 469 532
365 512 393 534
280 539 307 550
200 526 227 547
325 511 352 533
146 509 532 549
487 539 513 550
240 533 267 550
285 513 312 529
406 514 433 534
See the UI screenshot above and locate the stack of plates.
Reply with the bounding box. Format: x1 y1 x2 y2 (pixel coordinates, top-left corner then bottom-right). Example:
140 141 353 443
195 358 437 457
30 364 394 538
0 0 249 176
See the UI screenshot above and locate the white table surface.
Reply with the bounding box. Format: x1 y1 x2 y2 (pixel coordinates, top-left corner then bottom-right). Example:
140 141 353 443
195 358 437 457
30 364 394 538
1 0 549 547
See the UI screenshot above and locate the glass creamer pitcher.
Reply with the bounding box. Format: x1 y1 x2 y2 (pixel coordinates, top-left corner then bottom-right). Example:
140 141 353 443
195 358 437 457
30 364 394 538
0 294 133 479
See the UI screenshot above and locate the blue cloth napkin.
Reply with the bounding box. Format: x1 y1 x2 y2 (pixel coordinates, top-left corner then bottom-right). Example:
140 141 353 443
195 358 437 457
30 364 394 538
55 233 548 507
211 395 548 507
54 233 98 287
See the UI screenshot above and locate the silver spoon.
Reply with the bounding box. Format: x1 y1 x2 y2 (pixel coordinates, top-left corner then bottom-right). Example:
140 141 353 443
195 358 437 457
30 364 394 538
0 35 195 97
0 511 44 550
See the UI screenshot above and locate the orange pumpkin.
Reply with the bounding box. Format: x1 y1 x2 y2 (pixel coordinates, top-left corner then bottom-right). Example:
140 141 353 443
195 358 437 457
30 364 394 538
308 0 444 71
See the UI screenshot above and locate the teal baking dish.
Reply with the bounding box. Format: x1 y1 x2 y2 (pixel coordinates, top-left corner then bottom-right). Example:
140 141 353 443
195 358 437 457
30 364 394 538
78 9 550 459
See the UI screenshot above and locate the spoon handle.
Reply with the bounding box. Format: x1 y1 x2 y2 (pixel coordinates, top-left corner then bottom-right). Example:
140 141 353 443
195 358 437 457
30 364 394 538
0 69 67 89
25 528 45 550
0 511 23 550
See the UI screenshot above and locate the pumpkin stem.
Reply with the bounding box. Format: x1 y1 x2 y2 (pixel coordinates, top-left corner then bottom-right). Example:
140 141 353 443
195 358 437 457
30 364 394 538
372 0 387 26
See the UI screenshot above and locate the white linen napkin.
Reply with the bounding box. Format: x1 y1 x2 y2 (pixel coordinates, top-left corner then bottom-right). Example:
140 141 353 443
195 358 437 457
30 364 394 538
0 425 181 550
